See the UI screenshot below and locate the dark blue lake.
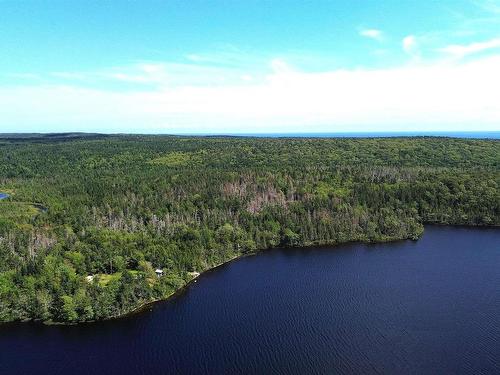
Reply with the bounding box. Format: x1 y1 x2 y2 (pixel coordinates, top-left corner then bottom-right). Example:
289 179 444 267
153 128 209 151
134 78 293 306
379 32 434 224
0 193 8 200
1 226 499 374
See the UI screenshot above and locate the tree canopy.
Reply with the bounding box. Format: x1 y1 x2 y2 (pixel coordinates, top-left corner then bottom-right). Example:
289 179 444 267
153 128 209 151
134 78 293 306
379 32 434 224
0 134 498 323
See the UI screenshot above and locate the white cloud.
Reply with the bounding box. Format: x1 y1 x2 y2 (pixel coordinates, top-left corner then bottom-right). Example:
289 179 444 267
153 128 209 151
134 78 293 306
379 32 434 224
440 37 500 58
402 35 419 57
1 55 500 133
360 29 383 41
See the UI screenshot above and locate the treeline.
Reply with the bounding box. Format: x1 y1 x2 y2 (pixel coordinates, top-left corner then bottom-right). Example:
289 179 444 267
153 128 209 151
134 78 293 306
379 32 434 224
0 135 498 323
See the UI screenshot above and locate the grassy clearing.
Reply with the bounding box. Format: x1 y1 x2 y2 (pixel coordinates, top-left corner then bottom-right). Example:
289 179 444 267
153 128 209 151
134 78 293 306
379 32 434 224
0 202 39 224
96 270 140 287
96 272 122 286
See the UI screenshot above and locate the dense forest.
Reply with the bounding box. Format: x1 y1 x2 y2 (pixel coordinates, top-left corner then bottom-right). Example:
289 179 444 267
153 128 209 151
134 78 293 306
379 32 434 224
0 134 498 323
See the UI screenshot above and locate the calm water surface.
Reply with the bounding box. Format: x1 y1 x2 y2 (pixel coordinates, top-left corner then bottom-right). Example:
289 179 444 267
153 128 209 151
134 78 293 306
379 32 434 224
1 226 499 374
0 193 8 200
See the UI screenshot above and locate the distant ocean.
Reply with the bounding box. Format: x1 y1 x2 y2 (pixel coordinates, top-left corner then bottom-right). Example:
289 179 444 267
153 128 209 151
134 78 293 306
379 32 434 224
194 131 500 139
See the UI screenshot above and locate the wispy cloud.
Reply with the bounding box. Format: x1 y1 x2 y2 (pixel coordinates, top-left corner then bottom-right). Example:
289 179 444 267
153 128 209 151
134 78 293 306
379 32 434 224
5 73 41 81
106 64 170 85
402 35 419 58
473 0 500 14
440 37 500 58
359 29 384 41
47 61 261 89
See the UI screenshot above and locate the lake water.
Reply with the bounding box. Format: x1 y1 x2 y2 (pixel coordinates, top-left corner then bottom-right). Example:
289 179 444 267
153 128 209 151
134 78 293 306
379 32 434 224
0 226 499 374
0 193 8 200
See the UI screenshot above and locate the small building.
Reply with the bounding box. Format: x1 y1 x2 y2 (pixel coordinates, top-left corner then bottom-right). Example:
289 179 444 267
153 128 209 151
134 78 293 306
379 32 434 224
155 269 164 277
85 275 95 283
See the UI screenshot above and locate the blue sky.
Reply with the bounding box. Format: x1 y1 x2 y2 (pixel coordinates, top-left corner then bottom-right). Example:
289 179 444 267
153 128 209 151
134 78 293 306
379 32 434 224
1 0 500 133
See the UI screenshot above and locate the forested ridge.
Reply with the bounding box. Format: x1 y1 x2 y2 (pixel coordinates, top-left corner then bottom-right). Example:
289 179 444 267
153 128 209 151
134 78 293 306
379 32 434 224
0 135 498 323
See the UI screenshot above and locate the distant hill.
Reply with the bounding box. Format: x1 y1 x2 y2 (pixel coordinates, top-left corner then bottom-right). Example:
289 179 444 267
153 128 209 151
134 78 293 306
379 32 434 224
0 132 109 142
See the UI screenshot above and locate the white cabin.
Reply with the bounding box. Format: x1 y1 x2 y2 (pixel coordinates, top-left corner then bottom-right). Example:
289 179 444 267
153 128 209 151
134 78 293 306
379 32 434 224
155 269 164 277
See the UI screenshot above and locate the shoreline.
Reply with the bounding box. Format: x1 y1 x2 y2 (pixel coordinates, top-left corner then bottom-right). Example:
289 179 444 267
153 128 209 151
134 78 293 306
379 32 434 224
73 223 500 324
2 223 499 327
